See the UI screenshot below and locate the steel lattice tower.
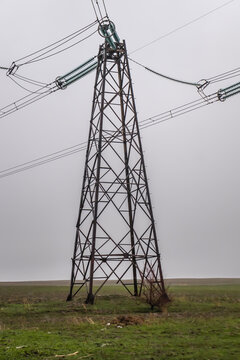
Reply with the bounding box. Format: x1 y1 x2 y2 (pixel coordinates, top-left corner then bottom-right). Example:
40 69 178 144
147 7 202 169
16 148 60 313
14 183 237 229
67 40 168 304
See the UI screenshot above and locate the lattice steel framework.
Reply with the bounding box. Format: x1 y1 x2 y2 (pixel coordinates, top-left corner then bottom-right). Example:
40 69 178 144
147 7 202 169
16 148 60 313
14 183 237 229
67 41 168 304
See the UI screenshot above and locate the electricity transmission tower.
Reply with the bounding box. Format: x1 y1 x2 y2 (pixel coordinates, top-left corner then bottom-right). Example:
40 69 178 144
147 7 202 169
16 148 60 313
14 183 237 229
67 24 169 304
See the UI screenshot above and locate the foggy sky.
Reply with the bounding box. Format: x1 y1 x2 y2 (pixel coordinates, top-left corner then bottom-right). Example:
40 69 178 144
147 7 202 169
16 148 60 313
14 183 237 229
0 0 239 281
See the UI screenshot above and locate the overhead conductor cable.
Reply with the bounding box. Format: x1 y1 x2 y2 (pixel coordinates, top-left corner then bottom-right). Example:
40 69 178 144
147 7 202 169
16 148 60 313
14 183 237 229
0 91 223 178
130 0 236 54
129 58 202 88
0 55 98 119
14 20 98 67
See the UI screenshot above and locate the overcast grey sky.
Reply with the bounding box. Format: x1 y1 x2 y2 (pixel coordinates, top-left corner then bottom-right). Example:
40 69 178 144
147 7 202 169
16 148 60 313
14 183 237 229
0 0 239 281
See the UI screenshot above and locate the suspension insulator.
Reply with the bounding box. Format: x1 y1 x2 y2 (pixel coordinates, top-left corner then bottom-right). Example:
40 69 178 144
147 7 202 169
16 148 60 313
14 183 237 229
55 58 97 89
218 81 240 101
98 20 120 49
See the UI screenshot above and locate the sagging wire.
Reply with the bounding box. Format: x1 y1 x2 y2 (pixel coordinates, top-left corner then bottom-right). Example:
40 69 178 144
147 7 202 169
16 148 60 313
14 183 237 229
7 74 52 95
129 57 240 102
129 57 202 88
12 73 49 87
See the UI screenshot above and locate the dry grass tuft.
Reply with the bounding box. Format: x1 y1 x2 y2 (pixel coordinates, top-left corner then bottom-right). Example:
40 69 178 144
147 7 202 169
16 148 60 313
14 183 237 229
112 314 143 326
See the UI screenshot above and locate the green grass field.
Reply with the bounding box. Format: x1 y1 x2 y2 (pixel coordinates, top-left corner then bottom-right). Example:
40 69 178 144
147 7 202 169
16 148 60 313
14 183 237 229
0 280 240 359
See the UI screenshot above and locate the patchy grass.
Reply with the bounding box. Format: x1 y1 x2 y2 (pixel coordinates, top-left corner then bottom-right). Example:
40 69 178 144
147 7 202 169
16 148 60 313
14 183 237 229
0 281 240 359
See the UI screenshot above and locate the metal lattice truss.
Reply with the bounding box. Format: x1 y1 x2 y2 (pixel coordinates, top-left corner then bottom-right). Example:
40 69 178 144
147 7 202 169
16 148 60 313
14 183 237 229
67 41 167 304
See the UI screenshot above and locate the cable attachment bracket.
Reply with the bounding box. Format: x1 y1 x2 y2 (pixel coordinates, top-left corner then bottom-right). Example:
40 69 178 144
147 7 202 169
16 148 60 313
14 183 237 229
6 62 19 76
197 79 210 102
197 79 209 90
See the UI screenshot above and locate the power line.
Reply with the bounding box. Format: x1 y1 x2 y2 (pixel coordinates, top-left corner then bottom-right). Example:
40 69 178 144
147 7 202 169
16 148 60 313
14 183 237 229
14 20 98 66
91 0 101 22
91 0 106 23
0 92 220 179
2 54 239 121
0 141 88 175
0 1 237 177
139 93 219 129
91 0 109 23
2 24 98 95
2 57 238 122
129 58 200 88
7 75 49 95
0 145 87 179
18 28 98 67
12 73 49 87
0 20 98 81
96 1 104 20
129 58 240 93
0 55 98 118
206 66 240 84
130 0 235 55
102 0 110 19
0 83 58 119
